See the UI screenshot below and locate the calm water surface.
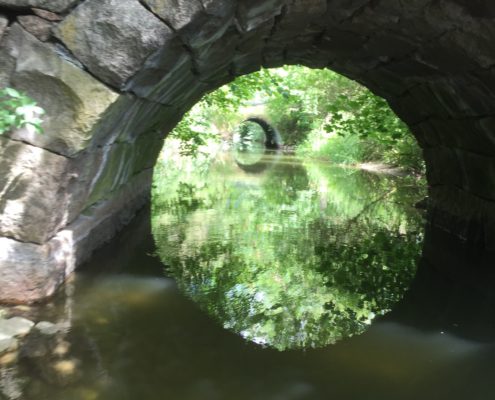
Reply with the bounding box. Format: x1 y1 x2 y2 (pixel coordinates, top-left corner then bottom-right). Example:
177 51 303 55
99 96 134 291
2 152 495 400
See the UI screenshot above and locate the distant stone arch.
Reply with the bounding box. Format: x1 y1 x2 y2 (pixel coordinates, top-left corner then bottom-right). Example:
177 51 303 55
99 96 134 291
232 117 281 173
1 0 495 302
243 117 282 150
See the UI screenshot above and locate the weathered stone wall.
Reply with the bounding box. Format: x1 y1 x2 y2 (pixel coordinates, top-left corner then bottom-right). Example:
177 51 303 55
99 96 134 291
2 0 495 302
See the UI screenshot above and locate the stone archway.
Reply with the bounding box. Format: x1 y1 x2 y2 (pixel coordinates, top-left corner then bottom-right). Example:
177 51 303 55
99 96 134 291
233 117 282 173
1 0 495 303
243 117 282 150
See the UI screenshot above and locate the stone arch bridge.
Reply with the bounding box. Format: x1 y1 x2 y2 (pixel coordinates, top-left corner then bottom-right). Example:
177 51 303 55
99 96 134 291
0 0 494 303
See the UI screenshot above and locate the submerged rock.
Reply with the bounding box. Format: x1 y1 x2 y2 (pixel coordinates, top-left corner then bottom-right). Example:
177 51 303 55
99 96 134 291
0 338 18 355
21 326 82 386
0 317 35 340
34 321 67 336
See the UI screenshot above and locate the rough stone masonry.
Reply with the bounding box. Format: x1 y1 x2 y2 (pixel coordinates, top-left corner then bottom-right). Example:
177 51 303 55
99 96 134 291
1 0 495 302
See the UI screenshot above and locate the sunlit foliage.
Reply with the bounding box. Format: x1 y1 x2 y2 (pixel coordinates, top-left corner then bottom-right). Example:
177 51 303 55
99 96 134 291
152 149 425 350
169 66 423 172
0 87 44 135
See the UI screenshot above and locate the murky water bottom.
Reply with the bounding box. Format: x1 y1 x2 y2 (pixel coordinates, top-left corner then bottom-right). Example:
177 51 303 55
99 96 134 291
7 220 495 400
3 155 495 400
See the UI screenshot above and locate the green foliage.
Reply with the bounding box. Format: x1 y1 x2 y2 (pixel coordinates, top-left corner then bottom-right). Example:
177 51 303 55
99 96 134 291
169 65 424 172
264 67 351 146
170 70 283 154
152 149 426 350
318 86 424 172
0 88 44 135
298 131 363 165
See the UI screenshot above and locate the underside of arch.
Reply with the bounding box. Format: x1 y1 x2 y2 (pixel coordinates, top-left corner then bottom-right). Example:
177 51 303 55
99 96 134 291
1 0 495 302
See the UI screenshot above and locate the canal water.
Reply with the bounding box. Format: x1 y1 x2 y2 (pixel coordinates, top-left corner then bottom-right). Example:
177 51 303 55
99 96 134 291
2 150 495 400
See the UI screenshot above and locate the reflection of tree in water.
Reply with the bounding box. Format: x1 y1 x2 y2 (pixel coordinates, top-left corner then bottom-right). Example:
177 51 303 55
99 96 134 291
152 154 425 350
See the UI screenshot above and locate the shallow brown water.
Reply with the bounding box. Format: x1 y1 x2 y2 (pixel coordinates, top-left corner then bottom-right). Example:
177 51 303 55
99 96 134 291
2 154 495 400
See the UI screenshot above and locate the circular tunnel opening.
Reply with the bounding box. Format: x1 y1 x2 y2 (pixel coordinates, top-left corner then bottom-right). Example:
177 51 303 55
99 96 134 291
151 65 427 350
232 117 282 173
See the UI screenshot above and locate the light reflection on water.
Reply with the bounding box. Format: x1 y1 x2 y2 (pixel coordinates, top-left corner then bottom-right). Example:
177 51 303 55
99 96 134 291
6 151 495 400
152 152 425 350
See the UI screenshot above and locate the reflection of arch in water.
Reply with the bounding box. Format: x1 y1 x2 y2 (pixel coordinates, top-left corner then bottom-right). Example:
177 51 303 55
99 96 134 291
233 117 282 174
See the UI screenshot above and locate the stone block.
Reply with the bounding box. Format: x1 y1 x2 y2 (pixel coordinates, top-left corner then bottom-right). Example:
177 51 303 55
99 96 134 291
90 95 181 145
0 14 7 41
423 146 464 188
384 58 441 80
128 55 207 106
340 0 402 33
55 0 171 88
272 0 327 34
388 88 435 126
236 0 285 32
194 29 239 76
477 117 495 149
0 234 71 302
418 39 476 74
124 34 187 95
0 168 152 303
17 15 53 41
232 52 263 77
362 66 414 97
457 151 495 201
427 79 495 118
285 0 327 22
262 47 285 69
284 42 330 68
143 0 235 48
449 0 495 18
0 136 93 243
319 29 368 56
236 18 274 54
326 0 372 22
84 134 164 207
4 24 119 156
0 30 15 90
144 0 203 30
409 121 440 148
76 169 152 257
384 95 417 127
365 33 417 59
32 8 63 22
0 0 78 12
440 76 495 117
200 70 234 93
450 29 495 69
428 118 495 156
270 23 321 44
0 137 74 243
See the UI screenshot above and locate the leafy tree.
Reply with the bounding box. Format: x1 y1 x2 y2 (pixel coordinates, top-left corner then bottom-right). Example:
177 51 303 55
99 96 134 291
168 65 424 172
152 150 425 350
170 70 282 155
0 87 44 135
